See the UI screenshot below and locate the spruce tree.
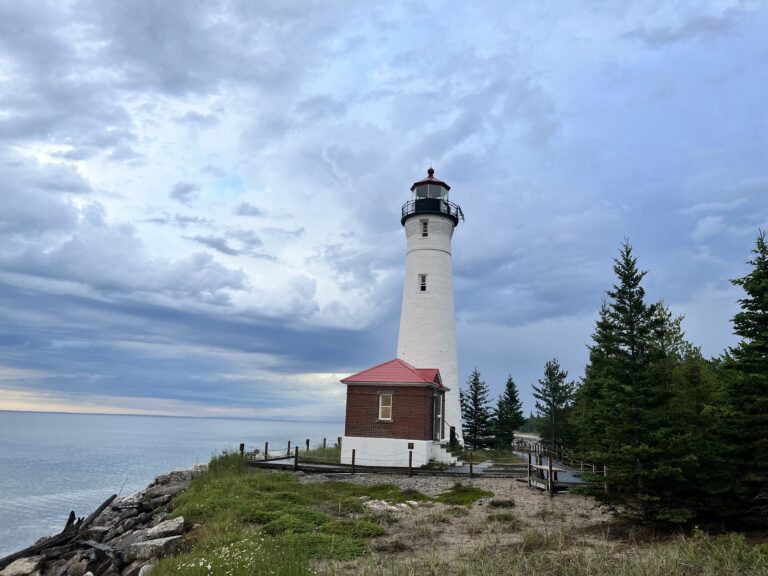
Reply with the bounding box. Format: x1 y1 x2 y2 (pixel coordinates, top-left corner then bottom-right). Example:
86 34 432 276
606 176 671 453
532 358 575 446
494 375 525 447
460 368 493 448
726 230 768 519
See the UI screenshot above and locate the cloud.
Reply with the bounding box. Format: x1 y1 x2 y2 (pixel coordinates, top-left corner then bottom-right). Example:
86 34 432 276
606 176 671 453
139 212 213 228
691 215 725 243
624 8 741 48
234 202 265 217
169 182 200 206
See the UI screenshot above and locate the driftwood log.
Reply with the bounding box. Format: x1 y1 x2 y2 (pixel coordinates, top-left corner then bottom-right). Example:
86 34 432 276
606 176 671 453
0 494 117 570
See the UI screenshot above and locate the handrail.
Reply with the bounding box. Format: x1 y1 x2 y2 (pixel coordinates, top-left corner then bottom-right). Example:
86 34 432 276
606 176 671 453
401 198 464 225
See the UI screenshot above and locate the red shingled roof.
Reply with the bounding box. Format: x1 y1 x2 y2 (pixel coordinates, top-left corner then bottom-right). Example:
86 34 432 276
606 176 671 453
341 358 442 387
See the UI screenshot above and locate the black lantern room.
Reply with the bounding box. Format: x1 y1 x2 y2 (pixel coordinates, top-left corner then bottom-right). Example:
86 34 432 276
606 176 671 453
401 167 464 226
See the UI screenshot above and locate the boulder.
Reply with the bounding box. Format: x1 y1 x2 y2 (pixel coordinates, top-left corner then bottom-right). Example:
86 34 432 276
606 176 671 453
137 564 154 576
143 485 184 500
146 517 185 539
83 526 110 542
109 528 149 556
126 537 181 562
0 557 42 576
146 495 171 510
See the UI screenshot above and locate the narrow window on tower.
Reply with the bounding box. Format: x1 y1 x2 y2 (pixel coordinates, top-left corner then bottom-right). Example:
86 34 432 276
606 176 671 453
378 392 393 421
421 219 429 237
419 274 427 292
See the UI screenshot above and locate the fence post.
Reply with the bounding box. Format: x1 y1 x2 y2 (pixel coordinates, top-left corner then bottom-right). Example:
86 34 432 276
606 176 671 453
323 437 327 450
469 451 474 478
548 452 554 496
264 442 269 461
337 436 342 449
293 446 299 471
287 440 291 456
239 443 244 458
580 459 584 474
527 450 531 487
305 439 310 452
408 450 413 477
603 466 608 494
351 449 356 475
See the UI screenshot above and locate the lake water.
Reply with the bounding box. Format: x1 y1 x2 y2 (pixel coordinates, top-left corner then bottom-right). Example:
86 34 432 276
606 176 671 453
0 411 341 556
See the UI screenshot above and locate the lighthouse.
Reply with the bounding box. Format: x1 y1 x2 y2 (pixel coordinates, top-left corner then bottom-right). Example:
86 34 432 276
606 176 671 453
396 167 464 444
338 168 463 468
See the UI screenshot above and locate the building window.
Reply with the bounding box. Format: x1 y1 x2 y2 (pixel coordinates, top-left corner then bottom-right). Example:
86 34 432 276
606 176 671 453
419 274 427 292
421 219 428 237
378 393 393 421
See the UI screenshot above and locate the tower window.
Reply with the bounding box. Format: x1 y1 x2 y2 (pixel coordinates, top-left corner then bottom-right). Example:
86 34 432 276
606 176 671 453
419 274 427 292
421 219 428 237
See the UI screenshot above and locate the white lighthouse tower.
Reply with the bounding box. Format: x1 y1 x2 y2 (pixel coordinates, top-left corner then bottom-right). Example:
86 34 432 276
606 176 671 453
397 167 464 445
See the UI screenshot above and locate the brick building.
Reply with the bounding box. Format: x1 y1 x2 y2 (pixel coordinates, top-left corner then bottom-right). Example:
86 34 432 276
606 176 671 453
340 358 456 467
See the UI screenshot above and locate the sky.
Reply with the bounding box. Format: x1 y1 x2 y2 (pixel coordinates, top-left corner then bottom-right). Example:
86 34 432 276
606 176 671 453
1 0 766 421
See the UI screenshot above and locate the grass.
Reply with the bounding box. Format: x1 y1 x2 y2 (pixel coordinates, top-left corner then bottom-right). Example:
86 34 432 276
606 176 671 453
153 452 488 576
432 481 493 506
298 445 341 464
454 447 525 464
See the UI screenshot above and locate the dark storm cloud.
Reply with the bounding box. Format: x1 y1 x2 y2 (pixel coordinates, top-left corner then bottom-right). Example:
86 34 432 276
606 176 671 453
0 282 385 404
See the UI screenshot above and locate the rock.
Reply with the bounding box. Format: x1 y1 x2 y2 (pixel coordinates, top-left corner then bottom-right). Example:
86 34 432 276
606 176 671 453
0 557 42 576
65 558 88 576
146 517 185 539
109 528 149 556
150 471 191 487
126 537 181 562
120 513 152 533
146 495 171 510
84 526 110 542
143 485 184 500
137 564 154 576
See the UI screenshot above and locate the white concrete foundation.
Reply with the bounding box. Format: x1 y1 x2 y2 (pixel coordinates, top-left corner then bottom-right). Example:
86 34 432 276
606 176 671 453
341 436 456 467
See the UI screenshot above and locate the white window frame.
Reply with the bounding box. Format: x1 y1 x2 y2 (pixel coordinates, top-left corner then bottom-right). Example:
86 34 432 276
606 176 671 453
378 392 393 421
419 274 427 292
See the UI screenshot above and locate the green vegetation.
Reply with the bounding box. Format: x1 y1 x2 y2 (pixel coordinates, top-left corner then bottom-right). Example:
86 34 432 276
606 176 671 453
493 375 525 446
455 447 524 464
433 482 493 506
532 358 575 446
154 452 501 575
460 367 494 448
298 444 341 464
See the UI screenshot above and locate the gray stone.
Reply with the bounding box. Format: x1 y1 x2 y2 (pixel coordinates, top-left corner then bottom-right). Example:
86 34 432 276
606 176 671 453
146 495 171 510
146 517 184 539
110 528 149 555
126 537 181 562
83 526 110 542
0 557 41 576
137 564 154 576
143 484 184 500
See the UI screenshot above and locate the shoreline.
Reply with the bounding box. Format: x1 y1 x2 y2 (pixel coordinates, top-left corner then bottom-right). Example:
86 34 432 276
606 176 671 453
0 466 205 576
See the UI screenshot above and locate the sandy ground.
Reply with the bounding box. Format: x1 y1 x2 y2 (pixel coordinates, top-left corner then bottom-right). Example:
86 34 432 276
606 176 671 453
300 473 615 574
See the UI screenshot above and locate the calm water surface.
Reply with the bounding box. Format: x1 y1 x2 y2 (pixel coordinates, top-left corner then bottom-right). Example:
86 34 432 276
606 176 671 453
0 411 341 555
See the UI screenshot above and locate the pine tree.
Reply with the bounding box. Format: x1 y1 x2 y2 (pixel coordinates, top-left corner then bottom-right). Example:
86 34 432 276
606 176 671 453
494 375 525 447
460 368 493 448
725 230 768 519
532 358 575 447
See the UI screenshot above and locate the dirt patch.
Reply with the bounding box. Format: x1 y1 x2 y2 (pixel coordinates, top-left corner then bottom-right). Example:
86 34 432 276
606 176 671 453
302 473 614 574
